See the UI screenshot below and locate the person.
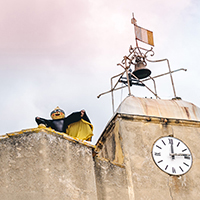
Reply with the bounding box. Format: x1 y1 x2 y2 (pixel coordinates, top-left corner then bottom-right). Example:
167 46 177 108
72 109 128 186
35 106 93 141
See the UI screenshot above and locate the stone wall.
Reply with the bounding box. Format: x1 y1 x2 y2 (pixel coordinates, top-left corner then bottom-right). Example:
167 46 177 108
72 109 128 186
0 128 97 200
94 157 129 200
96 114 200 200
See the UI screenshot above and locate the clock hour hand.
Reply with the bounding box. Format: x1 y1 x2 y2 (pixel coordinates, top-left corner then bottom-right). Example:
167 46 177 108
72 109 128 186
170 153 190 157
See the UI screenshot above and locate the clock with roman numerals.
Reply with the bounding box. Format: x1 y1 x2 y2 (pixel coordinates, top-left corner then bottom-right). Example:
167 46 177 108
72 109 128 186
152 136 192 176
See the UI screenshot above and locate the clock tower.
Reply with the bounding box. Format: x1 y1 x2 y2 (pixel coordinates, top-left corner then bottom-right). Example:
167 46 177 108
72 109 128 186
95 14 200 199
95 96 200 199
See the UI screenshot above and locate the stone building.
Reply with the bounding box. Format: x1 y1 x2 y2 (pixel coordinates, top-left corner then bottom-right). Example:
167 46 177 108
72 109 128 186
0 95 200 199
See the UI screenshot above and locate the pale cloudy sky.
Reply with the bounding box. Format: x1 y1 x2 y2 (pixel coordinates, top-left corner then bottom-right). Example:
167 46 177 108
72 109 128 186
0 0 200 144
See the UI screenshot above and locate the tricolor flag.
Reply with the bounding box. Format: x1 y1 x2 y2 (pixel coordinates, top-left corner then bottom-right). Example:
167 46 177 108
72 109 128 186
134 25 154 46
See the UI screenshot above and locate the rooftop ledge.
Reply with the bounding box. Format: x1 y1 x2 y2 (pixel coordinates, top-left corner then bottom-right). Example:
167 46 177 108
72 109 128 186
0 124 95 149
115 96 200 121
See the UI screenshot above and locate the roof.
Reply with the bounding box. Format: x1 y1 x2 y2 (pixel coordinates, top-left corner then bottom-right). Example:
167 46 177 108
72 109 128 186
116 96 200 121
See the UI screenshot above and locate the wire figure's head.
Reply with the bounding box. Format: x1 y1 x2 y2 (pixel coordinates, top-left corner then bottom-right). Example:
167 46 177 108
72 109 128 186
50 106 65 120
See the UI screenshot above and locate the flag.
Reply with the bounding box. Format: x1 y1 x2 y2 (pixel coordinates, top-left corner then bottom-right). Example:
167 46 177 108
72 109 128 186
134 25 154 46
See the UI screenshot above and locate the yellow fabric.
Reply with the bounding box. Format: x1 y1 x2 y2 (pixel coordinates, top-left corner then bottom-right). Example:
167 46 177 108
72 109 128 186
66 119 93 141
147 30 154 46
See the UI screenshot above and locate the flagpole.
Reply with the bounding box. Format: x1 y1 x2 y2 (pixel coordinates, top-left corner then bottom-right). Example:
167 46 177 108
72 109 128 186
131 13 138 48
131 13 143 57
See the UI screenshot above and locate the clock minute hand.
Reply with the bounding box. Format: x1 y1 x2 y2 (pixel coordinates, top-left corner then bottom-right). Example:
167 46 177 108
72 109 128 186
169 139 175 159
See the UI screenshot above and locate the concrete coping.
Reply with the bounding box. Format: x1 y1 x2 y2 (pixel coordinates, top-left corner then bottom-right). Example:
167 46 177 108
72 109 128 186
95 112 200 149
0 124 95 149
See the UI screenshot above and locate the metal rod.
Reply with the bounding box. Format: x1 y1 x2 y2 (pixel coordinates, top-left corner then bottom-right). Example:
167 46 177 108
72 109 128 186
130 73 161 99
97 67 186 99
121 46 153 66
111 71 126 91
149 76 158 99
111 71 126 113
97 85 127 99
117 63 126 69
167 59 176 98
111 76 114 114
142 68 187 82
97 71 125 99
135 40 143 57
146 58 178 98
124 57 132 95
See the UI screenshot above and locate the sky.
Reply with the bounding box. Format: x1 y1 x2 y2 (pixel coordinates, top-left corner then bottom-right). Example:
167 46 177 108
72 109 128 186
0 0 200 144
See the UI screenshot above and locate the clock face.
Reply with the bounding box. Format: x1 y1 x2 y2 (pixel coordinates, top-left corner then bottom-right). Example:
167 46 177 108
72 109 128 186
152 136 192 176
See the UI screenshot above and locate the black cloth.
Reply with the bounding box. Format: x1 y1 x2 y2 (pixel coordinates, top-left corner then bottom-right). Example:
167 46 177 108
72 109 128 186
35 111 91 133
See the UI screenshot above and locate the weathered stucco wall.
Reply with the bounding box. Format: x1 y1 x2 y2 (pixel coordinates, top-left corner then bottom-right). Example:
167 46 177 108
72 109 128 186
0 126 131 200
96 120 124 166
94 157 129 200
96 114 200 200
0 128 97 200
